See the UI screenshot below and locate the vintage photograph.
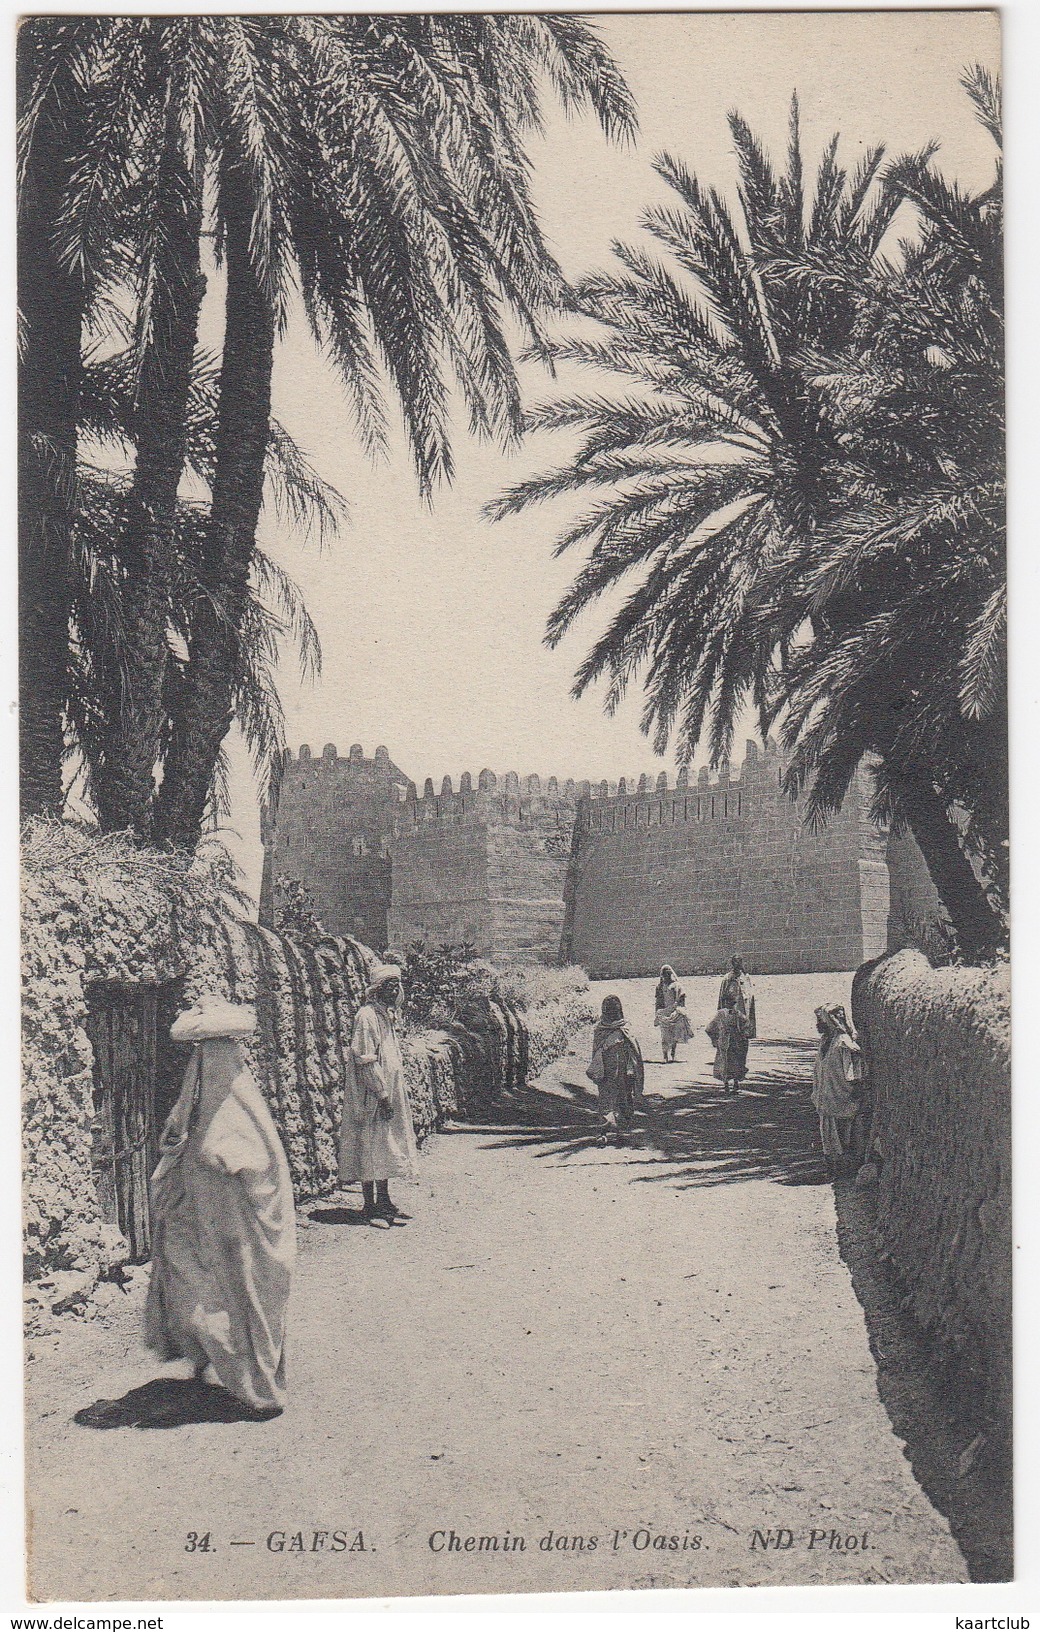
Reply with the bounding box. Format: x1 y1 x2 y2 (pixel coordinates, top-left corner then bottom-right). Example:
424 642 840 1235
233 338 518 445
18 9 1009 1603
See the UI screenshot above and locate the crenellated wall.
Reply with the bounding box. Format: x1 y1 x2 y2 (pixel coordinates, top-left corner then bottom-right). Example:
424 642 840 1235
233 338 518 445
564 740 890 975
388 770 578 963
260 742 410 947
262 741 941 974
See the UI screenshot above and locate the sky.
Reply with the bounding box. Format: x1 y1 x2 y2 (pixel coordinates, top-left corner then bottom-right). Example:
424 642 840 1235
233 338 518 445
221 9 1001 905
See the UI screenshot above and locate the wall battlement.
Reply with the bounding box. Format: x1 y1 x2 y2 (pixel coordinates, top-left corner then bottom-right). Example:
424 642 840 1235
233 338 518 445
261 743 410 950
262 739 938 974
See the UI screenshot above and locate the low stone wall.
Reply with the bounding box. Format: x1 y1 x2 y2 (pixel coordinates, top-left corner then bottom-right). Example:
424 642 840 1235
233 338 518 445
852 950 1011 1432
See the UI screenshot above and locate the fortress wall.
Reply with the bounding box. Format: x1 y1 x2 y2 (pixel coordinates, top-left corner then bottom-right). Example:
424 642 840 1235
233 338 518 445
486 789 577 965
886 825 944 941
262 744 406 947
266 741 946 977
567 744 880 976
388 774 580 964
387 806 493 953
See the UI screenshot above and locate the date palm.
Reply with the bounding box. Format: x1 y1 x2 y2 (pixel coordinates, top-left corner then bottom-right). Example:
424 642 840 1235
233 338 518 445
759 66 1006 943
68 469 322 829
20 16 635 844
153 14 636 849
72 342 343 816
17 19 92 820
490 79 1005 958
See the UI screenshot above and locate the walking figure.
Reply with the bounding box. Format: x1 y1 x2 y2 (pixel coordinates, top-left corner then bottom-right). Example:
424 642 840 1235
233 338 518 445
338 964 418 1226
145 996 296 1418
812 1004 867 1177
706 1002 746 1095
715 955 756 1085
654 964 694 1061
587 995 645 1144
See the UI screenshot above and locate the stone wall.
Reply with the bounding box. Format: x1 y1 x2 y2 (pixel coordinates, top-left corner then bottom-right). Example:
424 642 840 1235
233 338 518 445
852 950 1011 1433
264 740 941 976
388 771 577 964
565 743 891 975
388 813 492 952
885 826 944 941
261 743 410 947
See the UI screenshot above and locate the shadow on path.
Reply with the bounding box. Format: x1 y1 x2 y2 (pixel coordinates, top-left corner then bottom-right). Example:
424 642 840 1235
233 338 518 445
74 1377 283 1430
465 1039 829 1189
833 1178 1012 1582
308 1204 372 1227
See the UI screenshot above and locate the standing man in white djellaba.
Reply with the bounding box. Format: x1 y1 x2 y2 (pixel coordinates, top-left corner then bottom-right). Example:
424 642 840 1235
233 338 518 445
338 964 418 1226
145 996 296 1419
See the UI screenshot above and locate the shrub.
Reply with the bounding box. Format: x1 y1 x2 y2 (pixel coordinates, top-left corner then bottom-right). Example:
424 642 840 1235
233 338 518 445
495 964 598 1077
494 963 591 1012
400 949 596 1082
400 941 497 1031
274 876 326 941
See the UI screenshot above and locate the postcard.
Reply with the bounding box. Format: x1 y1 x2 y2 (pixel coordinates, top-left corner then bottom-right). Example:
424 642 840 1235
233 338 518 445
18 9 1009 1602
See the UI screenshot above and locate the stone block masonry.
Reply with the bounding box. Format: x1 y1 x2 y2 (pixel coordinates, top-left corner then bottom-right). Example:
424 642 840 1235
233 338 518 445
261 743 410 948
262 741 939 975
388 771 578 964
566 741 891 975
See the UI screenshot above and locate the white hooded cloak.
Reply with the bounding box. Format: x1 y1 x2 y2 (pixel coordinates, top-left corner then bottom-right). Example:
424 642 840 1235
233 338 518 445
145 1005 296 1412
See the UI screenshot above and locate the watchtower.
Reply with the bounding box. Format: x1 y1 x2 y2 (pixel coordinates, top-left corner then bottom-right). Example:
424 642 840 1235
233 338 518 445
260 743 410 948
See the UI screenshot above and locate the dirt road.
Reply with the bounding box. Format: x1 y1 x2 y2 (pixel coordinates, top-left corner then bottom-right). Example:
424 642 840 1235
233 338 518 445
25 973 968 1601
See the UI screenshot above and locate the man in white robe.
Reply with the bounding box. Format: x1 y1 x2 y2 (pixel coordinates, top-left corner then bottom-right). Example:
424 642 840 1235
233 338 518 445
145 996 296 1417
338 965 418 1225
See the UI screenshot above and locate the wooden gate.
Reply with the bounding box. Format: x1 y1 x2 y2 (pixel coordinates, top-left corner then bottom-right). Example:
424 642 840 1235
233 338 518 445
86 979 184 1263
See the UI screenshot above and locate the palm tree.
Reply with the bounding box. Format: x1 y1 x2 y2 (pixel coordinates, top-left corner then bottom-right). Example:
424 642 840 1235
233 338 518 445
71 345 343 823
153 14 636 848
489 80 1005 959
88 21 208 838
21 16 635 847
68 469 322 826
17 20 92 819
19 16 211 833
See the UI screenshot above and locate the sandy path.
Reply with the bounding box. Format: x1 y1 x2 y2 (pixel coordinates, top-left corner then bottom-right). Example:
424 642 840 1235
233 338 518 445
25 973 967 1601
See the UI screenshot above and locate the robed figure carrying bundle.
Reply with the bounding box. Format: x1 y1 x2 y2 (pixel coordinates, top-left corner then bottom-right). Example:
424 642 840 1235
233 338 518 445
145 997 297 1417
588 995 645 1143
654 965 694 1062
709 956 756 1091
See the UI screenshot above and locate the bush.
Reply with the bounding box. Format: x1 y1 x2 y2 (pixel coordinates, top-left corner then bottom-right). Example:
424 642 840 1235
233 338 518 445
274 876 326 941
400 941 497 1032
496 964 599 1077
494 963 591 1012
400 948 597 1081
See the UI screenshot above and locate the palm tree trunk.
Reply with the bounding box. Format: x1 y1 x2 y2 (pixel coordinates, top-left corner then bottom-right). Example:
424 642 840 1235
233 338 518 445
896 769 1005 963
18 79 84 819
92 119 205 839
153 160 274 850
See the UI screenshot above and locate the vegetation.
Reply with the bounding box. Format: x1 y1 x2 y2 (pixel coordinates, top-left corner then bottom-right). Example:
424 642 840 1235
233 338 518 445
490 70 1005 961
398 942 597 1078
273 876 326 942
18 16 635 845
399 941 495 1030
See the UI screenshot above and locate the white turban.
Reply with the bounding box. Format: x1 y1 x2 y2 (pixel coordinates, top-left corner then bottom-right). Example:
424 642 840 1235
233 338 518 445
366 963 403 1002
170 994 257 1042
